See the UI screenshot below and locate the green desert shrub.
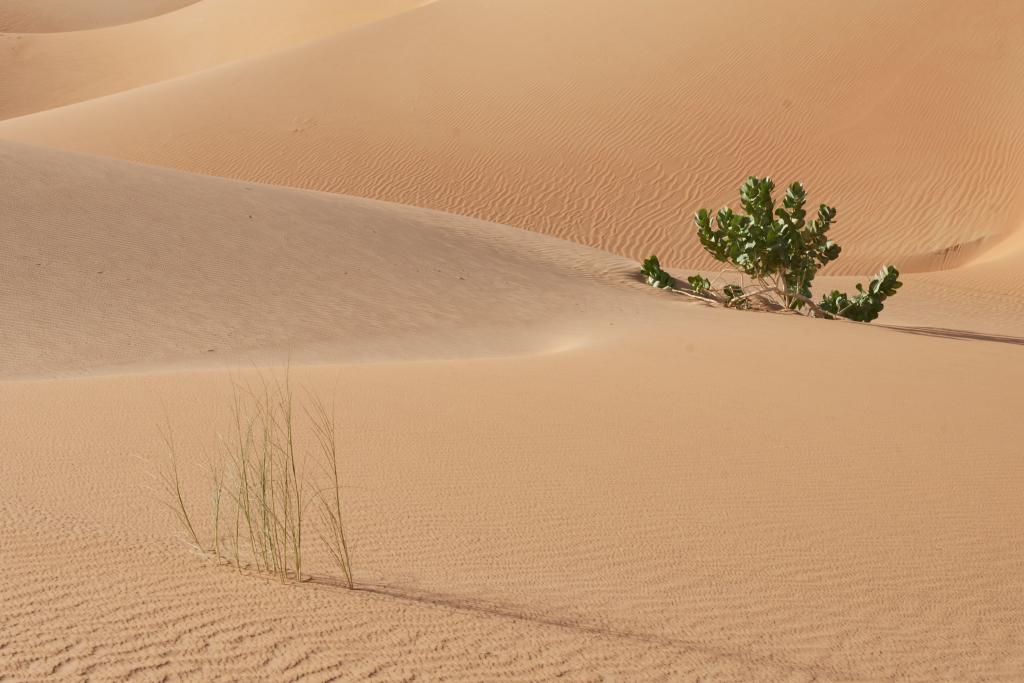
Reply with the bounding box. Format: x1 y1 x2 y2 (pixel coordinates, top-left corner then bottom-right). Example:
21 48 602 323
642 176 902 321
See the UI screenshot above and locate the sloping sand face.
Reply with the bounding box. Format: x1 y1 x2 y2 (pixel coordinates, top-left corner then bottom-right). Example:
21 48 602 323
1 0 1023 274
0 0 432 120
0 141 643 378
0 0 199 32
2 0 1024 680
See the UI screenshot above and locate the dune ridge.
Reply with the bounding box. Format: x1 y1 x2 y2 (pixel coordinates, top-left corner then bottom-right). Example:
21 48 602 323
0 140 651 379
0 0 432 120
0 0 199 32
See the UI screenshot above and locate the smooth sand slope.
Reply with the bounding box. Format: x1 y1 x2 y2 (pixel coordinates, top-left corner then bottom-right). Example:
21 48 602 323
0 140 644 378
0 0 198 32
0 0 431 120
2 144 1024 680
1 0 1023 274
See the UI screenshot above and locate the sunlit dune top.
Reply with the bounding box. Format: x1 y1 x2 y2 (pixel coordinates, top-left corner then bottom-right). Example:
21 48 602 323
0 0 200 32
1 0 1022 277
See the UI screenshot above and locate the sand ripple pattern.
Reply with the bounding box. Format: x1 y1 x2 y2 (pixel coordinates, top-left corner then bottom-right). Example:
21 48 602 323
2 337 1024 681
0 0 1023 274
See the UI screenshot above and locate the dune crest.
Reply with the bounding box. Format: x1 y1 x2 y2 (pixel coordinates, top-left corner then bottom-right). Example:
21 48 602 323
0 140 648 378
0 0 432 120
0 0 199 32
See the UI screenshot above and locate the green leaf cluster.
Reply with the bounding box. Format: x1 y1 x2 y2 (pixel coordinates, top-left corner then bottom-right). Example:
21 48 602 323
687 274 711 294
819 265 903 322
694 176 840 309
641 255 675 289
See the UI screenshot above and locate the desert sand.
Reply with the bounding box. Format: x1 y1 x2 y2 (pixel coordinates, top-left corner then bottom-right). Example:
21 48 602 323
0 0 199 32
2 1 1023 681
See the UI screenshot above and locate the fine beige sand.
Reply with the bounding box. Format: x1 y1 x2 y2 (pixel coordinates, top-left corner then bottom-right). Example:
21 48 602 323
2 1 1024 681
0 0 432 120
0 0 199 32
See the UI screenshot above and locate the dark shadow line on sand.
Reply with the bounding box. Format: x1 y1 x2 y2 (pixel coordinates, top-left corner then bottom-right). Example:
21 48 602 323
880 325 1024 346
302 575 863 681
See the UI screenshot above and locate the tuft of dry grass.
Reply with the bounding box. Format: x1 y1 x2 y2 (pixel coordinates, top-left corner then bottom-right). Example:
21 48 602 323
307 392 353 589
156 371 353 586
156 423 203 552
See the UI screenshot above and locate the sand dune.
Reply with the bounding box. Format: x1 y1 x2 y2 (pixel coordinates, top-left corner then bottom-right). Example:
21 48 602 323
1 0 1023 275
0 0 430 120
2 0 1024 680
0 140 647 378
0 0 198 32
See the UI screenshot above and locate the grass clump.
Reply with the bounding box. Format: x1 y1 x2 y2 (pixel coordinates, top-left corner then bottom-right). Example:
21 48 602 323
308 394 354 589
156 373 353 587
